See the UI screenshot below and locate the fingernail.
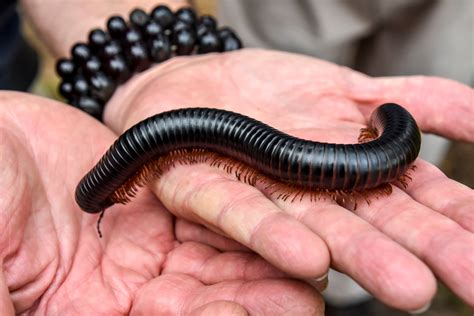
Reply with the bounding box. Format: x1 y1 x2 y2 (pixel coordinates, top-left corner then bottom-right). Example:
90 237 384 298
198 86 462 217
409 301 431 314
315 272 328 282
304 274 328 292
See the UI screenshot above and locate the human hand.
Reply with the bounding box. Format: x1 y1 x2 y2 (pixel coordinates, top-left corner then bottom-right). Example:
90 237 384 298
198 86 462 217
0 92 324 315
104 49 474 312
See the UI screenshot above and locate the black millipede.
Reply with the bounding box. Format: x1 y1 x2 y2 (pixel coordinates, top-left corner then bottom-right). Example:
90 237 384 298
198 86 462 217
76 103 421 221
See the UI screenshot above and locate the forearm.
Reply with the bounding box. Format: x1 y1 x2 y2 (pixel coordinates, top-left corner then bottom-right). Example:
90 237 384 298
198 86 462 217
20 0 190 57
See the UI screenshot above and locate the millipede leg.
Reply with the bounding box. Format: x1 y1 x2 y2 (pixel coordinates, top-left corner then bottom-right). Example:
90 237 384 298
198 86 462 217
96 210 106 238
358 127 379 143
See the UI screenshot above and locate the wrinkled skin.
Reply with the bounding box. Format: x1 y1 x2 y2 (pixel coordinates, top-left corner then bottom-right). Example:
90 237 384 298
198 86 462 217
0 49 473 315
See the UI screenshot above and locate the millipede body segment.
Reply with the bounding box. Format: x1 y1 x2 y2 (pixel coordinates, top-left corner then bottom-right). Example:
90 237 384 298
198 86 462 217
76 103 421 213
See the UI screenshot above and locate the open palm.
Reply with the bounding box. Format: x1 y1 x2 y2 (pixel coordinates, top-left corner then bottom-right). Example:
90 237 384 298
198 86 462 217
0 92 324 315
103 49 474 312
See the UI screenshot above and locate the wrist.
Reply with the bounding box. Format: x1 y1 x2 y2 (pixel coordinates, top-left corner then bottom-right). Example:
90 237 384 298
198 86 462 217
103 54 204 132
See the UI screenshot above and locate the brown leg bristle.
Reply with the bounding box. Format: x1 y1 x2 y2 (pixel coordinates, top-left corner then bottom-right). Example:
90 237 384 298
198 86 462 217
397 164 417 189
107 148 400 218
358 127 379 143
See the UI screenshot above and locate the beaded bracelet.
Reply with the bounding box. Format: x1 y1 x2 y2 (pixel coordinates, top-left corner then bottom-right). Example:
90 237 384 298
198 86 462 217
55 5 243 121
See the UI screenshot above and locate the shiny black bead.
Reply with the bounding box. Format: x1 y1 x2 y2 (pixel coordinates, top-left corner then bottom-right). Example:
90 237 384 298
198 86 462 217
103 55 131 83
150 5 174 29
72 76 89 96
83 56 102 77
72 96 103 120
58 81 73 100
175 7 196 25
217 27 235 40
148 34 171 62
107 16 128 39
71 43 91 65
197 15 217 37
197 24 209 38
123 27 143 46
199 15 217 29
218 27 243 51
89 72 116 102
130 8 149 30
126 42 151 72
88 28 110 52
100 40 123 60
56 58 76 78
144 20 163 38
173 19 191 34
175 29 196 55
221 35 242 51
198 31 222 54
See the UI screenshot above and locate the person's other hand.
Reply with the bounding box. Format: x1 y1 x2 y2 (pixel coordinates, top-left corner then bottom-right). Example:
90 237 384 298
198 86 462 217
0 92 325 315
104 49 474 312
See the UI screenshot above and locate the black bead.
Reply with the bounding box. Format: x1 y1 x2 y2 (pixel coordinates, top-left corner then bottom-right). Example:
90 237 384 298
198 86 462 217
126 42 151 72
73 96 103 120
89 72 116 102
123 27 143 46
199 15 217 29
171 22 193 47
197 24 208 38
175 7 196 25
71 43 92 65
100 40 123 60
144 20 163 38
83 56 102 77
175 29 196 55
88 28 110 52
59 81 73 100
198 31 222 54
218 28 243 51
217 27 235 40
130 8 149 30
221 35 242 51
107 16 128 39
148 33 171 62
56 58 76 78
72 76 89 96
173 19 191 34
150 5 174 29
103 55 132 83
197 15 217 37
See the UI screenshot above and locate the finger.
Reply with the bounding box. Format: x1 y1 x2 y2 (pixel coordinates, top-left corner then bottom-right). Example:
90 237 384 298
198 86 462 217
270 197 436 311
354 186 474 307
152 164 330 279
163 242 287 284
175 219 250 252
190 300 248 316
401 159 474 232
370 76 473 141
131 274 324 315
0 271 15 316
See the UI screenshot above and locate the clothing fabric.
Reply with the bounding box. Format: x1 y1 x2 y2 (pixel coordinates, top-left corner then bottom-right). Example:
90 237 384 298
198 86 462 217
218 0 473 85
0 0 38 90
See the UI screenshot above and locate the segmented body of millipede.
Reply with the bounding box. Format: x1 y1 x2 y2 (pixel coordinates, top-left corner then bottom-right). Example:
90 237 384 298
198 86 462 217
76 103 421 214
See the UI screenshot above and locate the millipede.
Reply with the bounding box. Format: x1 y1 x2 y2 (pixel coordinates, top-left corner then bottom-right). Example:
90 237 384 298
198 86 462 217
76 103 421 236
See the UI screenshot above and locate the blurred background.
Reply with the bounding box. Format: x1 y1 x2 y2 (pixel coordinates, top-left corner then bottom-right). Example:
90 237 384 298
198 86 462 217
3 0 473 315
